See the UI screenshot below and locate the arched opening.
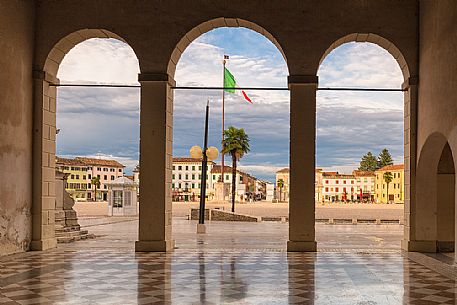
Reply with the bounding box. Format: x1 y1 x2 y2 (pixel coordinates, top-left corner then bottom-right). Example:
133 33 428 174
32 30 140 250
168 20 291 250
316 34 408 251
436 143 455 252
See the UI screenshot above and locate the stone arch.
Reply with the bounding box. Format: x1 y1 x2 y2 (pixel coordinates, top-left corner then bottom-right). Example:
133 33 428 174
43 29 138 79
319 33 410 81
413 132 452 252
32 29 140 251
166 17 288 77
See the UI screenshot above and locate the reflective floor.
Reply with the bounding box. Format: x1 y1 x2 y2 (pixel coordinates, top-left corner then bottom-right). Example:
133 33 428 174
1 220 456 304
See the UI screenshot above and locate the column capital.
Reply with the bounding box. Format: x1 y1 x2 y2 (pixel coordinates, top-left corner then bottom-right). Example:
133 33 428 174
33 70 60 85
288 75 318 86
138 73 176 87
402 75 419 90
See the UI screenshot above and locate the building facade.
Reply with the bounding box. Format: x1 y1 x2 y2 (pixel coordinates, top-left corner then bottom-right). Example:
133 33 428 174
172 157 214 202
375 164 405 204
352 170 376 202
56 157 125 201
322 173 357 202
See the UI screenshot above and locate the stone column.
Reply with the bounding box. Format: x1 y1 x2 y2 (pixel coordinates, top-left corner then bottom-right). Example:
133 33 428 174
31 71 58 251
401 77 422 251
287 75 318 252
135 73 175 252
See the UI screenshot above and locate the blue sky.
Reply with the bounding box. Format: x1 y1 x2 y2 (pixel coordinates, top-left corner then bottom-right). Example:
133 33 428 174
56 28 403 182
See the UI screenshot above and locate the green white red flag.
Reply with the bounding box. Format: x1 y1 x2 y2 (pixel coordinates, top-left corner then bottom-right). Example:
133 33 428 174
223 67 252 104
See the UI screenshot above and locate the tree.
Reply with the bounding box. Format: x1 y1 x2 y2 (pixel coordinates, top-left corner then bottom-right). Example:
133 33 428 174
222 126 250 213
358 151 378 171
277 179 285 202
91 176 101 201
378 148 394 169
383 172 393 204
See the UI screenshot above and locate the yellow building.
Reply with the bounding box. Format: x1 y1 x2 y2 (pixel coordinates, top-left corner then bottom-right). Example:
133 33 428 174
374 164 404 203
56 157 89 201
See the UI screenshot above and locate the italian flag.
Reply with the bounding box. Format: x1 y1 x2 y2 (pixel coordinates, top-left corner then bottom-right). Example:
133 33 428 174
224 67 253 104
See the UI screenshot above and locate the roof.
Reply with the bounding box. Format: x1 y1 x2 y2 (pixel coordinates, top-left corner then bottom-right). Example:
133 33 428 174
276 168 290 174
322 171 339 177
107 176 136 186
56 157 86 166
377 164 404 171
211 165 249 177
173 157 203 163
352 170 376 177
75 157 125 168
57 156 125 168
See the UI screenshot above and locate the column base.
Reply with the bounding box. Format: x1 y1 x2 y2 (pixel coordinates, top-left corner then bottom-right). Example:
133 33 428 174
287 240 317 252
402 240 437 252
197 224 206 234
30 238 57 251
135 240 175 252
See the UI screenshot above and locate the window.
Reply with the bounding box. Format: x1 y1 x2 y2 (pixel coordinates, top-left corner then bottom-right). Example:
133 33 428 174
178 166 182 170
351 180 354 184
113 190 123 208
97 175 100 179
393 173 396 178
178 174 182 179
97 167 101 171
71 174 74 179
88 183 91 188
119 169 122 172
185 166 189 170
172 174 175 179
335 187 339 192
336 180 339 184
325 187 329 192
173 166 175 170
111 176 115 180
104 185 107 189
192 174 195 179
213 175 216 180
83 175 86 180
124 191 131 206
178 183 182 188
88 174 91 179
325 180 329 184
192 183 195 188
76 175 79 179
239 176 243 182
185 174 189 179
104 175 107 180
192 166 195 171
226 175 229 181
199 166 202 170
103 168 108 172
343 180 346 184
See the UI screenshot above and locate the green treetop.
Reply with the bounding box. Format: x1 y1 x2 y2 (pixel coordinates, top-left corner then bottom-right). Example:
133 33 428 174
358 151 378 171
378 148 394 169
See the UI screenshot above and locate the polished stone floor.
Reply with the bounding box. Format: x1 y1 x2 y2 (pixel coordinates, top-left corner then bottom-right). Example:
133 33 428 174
1 220 456 304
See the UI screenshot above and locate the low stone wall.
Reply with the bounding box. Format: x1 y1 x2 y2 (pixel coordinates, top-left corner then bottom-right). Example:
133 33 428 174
190 209 259 222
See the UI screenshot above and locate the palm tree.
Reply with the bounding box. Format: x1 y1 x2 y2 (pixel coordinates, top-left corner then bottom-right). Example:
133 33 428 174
91 176 101 201
222 126 250 213
383 172 393 204
277 179 285 202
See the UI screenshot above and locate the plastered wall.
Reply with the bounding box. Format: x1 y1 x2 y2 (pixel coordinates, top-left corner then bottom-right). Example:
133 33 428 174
0 1 35 255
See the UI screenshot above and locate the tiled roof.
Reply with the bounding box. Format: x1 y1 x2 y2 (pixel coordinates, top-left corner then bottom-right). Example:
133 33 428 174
75 157 125 168
56 157 86 166
57 156 125 168
322 171 339 176
378 164 404 171
352 170 376 177
276 168 289 173
173 157 204 163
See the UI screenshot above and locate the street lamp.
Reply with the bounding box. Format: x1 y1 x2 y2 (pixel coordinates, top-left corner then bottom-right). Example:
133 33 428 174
190 100 219 234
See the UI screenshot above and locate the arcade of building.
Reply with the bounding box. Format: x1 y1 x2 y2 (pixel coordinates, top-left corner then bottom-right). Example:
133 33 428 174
1 1 457 256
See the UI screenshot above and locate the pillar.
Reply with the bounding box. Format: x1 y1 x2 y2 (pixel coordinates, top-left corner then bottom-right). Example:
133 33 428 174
287 75 318 252
31 71 58 251
135 73 175 252
401 76 424 251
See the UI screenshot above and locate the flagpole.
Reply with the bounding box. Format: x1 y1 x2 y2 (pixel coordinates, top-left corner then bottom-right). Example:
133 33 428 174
221 55 226 200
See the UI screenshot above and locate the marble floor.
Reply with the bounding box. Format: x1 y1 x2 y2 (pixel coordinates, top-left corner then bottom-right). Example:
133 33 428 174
1 220 456 304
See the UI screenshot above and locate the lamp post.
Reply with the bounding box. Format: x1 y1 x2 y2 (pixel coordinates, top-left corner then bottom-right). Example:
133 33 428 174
190 100 219 234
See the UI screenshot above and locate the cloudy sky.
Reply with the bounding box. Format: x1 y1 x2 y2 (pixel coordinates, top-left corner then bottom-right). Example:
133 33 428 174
56 28 404 182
